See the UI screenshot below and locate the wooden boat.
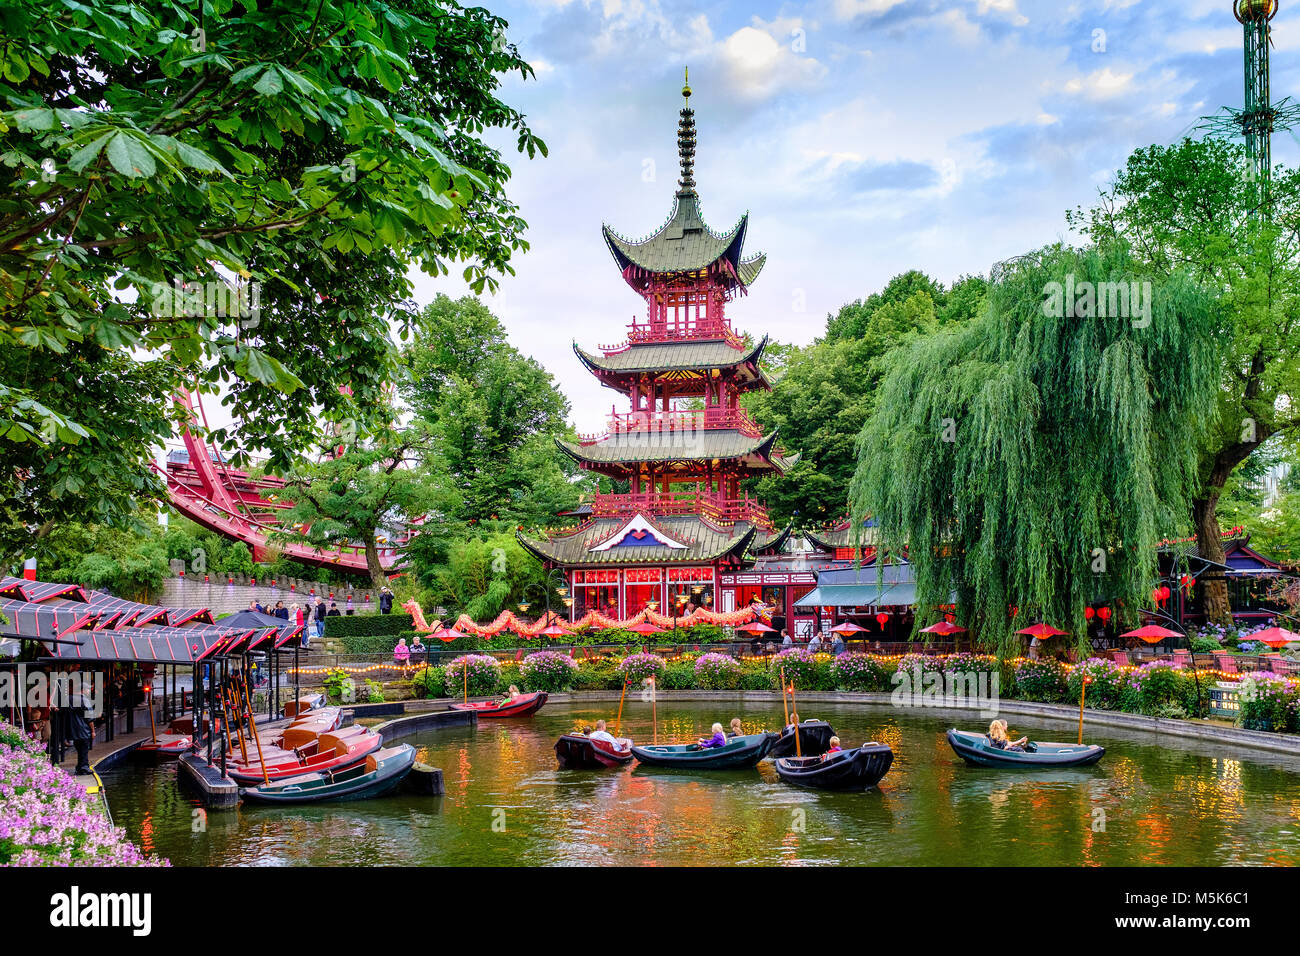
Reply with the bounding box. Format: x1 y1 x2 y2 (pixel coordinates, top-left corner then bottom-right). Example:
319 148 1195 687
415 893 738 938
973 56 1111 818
239 744 417 805
946 729 1105 768
283 694 326 718
555 734 635 769
774 744 894 790
225 730 383 784
631 732 777 770
450 691 548 718
768 719 836 758
135 733 192 759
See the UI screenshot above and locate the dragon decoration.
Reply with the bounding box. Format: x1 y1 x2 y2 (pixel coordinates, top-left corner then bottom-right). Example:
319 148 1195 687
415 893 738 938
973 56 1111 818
402 599 768 641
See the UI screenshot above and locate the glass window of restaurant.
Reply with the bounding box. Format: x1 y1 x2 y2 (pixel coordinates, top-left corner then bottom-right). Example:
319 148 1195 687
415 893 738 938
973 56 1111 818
573 570 619 618
624 568 663 616
667 568 714 618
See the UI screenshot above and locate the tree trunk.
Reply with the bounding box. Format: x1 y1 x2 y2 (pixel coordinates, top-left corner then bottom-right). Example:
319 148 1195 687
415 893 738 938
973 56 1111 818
1191 492 1231 626
364 538 387 592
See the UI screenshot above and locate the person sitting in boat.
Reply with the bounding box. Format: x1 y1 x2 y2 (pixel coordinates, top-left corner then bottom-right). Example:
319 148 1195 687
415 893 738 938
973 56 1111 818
588 719 619 746
728 717 743 738
827 735 843 754
696 722 727 749
499 685 523 704
987 719 1028 752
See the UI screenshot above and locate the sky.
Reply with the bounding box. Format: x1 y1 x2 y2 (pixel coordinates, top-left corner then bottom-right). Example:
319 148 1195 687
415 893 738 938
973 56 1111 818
408 0 1300 435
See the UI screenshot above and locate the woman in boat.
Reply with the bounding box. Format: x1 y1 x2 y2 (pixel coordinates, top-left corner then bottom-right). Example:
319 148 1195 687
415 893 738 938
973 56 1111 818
696 722 727 749
728 717 743 738
987 719 1028 752
499 685 523 704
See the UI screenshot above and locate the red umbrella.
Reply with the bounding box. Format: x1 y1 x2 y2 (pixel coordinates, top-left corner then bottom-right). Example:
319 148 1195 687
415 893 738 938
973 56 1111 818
831 622 868 636
626 621 663 635
1248 626 1300 648
537 623 573 638
920 620 967 635
1016 623 1068 640
1120 624 1182 644
430 626 466 643
738 621 776 634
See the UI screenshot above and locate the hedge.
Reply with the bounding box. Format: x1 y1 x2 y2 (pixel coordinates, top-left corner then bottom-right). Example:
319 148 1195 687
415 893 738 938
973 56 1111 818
322 613 413 638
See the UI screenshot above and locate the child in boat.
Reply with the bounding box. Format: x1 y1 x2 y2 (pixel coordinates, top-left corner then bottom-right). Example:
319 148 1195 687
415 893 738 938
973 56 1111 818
987 719 1027 752
728 718 744 737
696 722 727 749
826 736 842 753
499 685 522 704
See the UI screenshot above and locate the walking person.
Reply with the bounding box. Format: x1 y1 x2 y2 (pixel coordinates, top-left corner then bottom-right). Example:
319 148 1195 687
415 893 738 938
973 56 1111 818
314 597 327 639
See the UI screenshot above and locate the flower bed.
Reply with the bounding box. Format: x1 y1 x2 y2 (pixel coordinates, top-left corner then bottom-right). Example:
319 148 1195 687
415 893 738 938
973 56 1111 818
831 653 893 692
520 652 579 692
444 654 502 697
694 653 743 690
1236 672 1300 732
615 652 665 684
0 722 165 867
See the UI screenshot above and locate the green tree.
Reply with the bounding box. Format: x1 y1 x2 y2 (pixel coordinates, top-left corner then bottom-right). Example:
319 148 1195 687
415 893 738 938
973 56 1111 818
276 428 437 589
422 529 545 620
1069 137 1300 622
747 274 987 523
849 245 1218 657
1 0 543 537
400 295 591 549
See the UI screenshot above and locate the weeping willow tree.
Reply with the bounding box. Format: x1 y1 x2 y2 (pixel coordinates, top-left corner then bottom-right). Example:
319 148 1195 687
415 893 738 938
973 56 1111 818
848 244 1219 657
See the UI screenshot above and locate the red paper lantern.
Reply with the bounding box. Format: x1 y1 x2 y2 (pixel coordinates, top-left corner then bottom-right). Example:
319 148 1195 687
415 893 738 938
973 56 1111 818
1084 607 1095 620
875 612 889 626
1098 607 1112 622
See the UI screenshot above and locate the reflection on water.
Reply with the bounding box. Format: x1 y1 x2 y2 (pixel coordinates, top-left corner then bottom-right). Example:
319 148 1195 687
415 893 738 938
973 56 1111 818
102 702 1300 866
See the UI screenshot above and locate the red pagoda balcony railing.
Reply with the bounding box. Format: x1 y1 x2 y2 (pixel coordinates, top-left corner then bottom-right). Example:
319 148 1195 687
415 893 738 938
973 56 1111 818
600 318 744 351
577 406 763 445
589 490 773 531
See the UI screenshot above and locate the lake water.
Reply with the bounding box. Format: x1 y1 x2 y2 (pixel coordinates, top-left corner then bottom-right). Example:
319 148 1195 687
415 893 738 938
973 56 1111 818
102 701 1300 866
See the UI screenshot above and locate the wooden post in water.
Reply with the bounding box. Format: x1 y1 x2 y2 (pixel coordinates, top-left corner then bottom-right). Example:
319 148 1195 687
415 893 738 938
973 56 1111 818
789 679 801 758
650 675 657 744
615 677 629 738
1078 676 1089 746
780 666 790 728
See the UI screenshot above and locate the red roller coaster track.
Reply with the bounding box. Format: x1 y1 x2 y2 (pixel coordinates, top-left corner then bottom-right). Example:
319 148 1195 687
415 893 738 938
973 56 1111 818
155 393 401 576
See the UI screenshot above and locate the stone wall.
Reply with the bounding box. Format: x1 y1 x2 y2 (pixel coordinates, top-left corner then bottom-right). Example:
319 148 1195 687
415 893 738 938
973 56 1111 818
157 573 378 616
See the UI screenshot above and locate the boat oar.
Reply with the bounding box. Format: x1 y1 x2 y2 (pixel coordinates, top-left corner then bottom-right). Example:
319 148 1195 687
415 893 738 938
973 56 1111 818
240 672 270 785
230 678 249 765
615 676 629 739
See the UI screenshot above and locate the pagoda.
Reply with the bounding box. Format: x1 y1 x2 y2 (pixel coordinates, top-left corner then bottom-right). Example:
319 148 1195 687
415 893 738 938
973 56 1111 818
519 74 799 621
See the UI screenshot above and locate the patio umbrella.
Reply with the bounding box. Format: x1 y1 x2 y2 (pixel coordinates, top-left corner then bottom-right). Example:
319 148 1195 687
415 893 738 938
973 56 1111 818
1120 624 1182 644
920 621 967 636
537 623 573 638
738 621 776 634
831 622 868 636
430 626 466 643
1016 623 1068 640
626 621 663 635
1248 626 1300 649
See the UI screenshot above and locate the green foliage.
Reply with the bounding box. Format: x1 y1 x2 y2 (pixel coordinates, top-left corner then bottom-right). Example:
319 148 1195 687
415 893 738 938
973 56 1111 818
444 654 501 697
41 521 169 601
851 244 1219 656
747 273 987 523
362 679 385 704
0 0 544 551
399 295 593 555
1070 138 1300 619
417 528 546 621
323 614 414 638
410 665 446 700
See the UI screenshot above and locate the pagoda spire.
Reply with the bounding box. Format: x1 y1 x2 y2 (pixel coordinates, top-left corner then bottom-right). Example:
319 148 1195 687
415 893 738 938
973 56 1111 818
676 67 696 197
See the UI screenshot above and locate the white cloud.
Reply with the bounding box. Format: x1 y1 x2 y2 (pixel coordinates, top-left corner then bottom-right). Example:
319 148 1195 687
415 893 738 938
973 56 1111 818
973 0 1029 27
830 0 908 21
720 25 826 99
1063 67 1136 100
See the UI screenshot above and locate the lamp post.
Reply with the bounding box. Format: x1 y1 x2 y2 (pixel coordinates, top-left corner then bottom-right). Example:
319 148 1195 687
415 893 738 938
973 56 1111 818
518 567 571 635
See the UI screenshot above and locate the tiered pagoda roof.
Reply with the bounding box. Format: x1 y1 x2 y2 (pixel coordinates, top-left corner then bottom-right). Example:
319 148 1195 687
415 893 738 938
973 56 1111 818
574 336 777 395
556 429 799 478
519 513 757 569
